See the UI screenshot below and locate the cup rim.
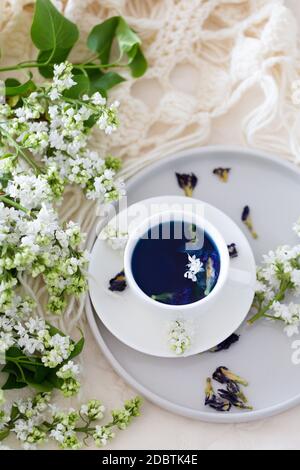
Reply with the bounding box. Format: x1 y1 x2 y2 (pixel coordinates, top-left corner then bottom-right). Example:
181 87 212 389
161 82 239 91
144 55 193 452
124 209 230 311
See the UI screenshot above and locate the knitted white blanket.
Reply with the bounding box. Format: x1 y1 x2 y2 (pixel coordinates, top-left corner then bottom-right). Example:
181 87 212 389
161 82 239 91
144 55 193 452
1 0 300 333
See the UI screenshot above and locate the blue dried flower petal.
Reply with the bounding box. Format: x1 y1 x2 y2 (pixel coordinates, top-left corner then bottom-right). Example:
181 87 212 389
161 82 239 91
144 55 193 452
242 206 250 221
228 243 238 259
212 367 248 386
227 381 248 404
210 333 240 353
175 172 198 197
109 270 127 292
205 379 231 412
218 389 253 410
213 168 231 183
241 206 258 239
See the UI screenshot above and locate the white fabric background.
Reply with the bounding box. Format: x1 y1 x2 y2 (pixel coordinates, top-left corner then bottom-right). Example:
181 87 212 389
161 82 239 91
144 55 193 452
83 0 300 451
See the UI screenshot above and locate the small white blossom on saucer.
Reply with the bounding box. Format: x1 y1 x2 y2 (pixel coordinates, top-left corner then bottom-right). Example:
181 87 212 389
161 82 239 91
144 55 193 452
184 254 204 282
101 224 128 251
169 320 191 355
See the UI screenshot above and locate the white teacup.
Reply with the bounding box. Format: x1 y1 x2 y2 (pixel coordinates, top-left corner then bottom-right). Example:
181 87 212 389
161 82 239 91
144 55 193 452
124 210 253 315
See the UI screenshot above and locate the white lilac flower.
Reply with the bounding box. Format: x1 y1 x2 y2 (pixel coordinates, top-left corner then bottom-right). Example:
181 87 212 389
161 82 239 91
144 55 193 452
284 324 300 337
93 426 115 447
0 59 124 406
251 226 300 334
17 122 49 153
17 333 45 355
13 418 44 444
56 361 80 379
5 173 53 210
271 301 300 337
80 400 105 421
91 92 107 106
14 93 45 122
41 334 74 368
0 391 141 449
0 331 15 353
48 62 77 100
111 397 141 429
101 225 128 251
50 409 82 450
56 361 81 396
0 194 88 315
168 320 191 355
184 254 204 282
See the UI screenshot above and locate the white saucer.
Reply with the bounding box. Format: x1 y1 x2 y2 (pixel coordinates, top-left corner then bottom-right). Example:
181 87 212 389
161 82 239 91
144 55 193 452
89 196 256 357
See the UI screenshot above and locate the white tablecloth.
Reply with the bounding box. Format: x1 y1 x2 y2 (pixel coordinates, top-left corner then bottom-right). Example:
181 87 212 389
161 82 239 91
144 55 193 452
81 0 300 451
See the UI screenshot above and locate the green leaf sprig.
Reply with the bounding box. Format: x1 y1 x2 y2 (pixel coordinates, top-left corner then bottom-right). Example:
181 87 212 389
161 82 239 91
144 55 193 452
2 325 84 395
0 0 147 99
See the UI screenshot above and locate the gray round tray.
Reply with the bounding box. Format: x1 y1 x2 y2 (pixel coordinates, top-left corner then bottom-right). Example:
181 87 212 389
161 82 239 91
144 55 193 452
86 146 300 423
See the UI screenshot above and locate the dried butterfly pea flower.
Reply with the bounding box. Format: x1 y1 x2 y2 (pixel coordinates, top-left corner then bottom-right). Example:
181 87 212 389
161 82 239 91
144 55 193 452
242 206 258 239
212 367 248 387
205 378 232 412
204 256 217 297
210 333 240 353
213 168 231 183
109 270 127 292
228 243 238 259
218 389 253 410
226 381 248 405
175 172 198 197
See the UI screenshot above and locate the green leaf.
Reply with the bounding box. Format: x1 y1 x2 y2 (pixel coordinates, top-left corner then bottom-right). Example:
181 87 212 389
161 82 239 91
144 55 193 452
47 370 62 389
88 69 125 95
0 429 10 441
5 346 24 358
37 47 72 78
87 16 147 78
5 77 36 97
2 373 27 390
31 0 79 53
46 322 67 337
129 46 148 78
25 379 54 393
33 365 49 384
116 17 141 57
6 361 54 392
69 336 85 360
2 363 19 375
10 405 19 421
63 74 90 98
0 172 12 189
87 17 119 65
5 78 20 87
